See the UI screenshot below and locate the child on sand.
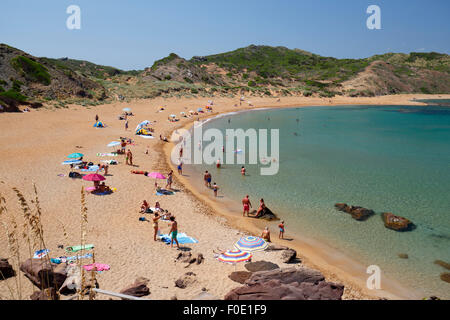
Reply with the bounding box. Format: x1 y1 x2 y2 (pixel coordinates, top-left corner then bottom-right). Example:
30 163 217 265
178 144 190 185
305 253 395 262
213 183 219 197
278 221 285 239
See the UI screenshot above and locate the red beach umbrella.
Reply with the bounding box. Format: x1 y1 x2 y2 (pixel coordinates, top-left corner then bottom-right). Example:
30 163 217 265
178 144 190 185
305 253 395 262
82 174 106 182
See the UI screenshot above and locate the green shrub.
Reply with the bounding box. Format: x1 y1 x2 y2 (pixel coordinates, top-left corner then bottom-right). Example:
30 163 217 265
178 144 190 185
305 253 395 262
0 90 28 102
184 77 193 83
164 75 172 80
248 80 256 87
191 88 199 94
11 56 51 85
242 73 249 79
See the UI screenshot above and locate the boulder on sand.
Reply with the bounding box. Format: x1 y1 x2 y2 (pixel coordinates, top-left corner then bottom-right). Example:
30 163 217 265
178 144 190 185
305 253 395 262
20 258 67 290
245 261 279 272
0 258 16 280
253 207 278 221
120 277 150 297
229 271 252 284
265 244 290 251
281 249 298 263
175 272 197 289
334 203 374 221
30 287 59 300
382 212 415 231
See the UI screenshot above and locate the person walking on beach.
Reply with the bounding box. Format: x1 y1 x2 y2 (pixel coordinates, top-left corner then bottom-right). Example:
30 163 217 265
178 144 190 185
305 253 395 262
177 161 183 175
152 213 161 241
261 227 271 242
126 149 133 166
168 216 180 249
278 220 285 239
166 170 173 189
125 119 129 131
213 182 219 197
242 195 252 217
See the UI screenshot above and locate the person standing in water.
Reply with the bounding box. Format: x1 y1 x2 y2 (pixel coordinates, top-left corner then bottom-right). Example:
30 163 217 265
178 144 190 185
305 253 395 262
216 159 221 169
204 171 212 188
168 216 180 249
177 161 183 175
242 195 252 217
278 221 285 239
213 182 219 197
241 166 246 176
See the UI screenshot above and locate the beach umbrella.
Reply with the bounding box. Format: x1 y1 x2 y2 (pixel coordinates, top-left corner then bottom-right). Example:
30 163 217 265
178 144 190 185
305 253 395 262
234 236 268 253
82 174 106 182
123 107 131 112
148 172 166 180
107 141 120 148
62 160 82 165
217 249 252 264
68 153 84 159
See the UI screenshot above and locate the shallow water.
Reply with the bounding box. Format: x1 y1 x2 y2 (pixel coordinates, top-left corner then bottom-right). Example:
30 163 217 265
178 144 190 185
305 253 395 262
184 104 450 299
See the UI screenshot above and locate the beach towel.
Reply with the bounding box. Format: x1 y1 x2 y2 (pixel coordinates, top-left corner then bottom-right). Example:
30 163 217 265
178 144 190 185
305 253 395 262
66 244 95 253
137 135 154 139
83 263 110 271
156 189 174 196
81 165 99 172
97 153 118 157
159 232 198 244
33 249 49 259
51 253 93 264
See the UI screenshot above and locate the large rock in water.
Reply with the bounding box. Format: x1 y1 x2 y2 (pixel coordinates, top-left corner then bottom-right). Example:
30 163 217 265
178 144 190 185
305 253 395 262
245 267 324 286
245 261 279 272
120 277 150 297
0 258 16 280
224 279 344 300
382 212 415 231
334 203 374 221
255 207 278 221
20 258 67 290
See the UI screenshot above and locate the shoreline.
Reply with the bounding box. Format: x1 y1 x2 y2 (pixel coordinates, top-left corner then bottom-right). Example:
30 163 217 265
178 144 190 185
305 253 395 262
158 96 446 300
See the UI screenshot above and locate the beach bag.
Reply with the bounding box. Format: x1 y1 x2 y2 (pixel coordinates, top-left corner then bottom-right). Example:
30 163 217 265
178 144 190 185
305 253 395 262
139 217 146 222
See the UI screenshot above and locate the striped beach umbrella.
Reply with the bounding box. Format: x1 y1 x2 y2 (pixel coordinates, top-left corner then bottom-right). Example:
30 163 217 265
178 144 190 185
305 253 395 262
234 236 268 253
217 249 252 264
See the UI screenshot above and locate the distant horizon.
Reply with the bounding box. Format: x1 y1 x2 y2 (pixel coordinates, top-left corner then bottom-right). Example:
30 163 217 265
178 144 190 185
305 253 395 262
1 0 449 70
3 42 449 72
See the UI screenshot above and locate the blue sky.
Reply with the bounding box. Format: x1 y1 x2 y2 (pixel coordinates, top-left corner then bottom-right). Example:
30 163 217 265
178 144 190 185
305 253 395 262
1 0 449 70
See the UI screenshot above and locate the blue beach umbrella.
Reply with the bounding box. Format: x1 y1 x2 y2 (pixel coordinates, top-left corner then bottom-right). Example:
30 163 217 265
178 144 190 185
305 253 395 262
67 153 84 159
234 236 268 253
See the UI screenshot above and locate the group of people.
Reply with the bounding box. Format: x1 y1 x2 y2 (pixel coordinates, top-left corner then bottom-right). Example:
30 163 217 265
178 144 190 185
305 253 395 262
139 200 179 248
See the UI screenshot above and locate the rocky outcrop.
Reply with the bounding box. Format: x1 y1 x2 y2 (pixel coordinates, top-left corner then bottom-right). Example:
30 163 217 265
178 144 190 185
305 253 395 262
265 244 290 251
175 252 204 268
398 253 409 259
20 258 67 290
334 203 375 221
0 258 15 280
245 267 324 286
224 278 344 300
229 271 252 284
175 272 197 289
440 273 450 284
382 212 415 231
245 261 279 272
120 277 150 297
434 260 450 270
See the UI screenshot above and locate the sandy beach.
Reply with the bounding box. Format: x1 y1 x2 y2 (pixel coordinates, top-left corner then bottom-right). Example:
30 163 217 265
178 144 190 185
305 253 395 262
1 93 448 300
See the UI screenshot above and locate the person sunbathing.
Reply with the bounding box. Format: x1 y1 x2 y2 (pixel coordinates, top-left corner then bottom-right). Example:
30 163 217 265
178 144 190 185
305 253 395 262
140 200 150 213
155 201 162 211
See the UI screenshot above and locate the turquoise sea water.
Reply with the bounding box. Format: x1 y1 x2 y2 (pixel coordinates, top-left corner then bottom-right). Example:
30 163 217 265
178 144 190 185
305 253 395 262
185 104 450 298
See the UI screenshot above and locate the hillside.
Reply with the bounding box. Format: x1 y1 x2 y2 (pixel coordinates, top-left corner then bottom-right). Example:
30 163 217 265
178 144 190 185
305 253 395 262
1 44 449 112
0 44 106 111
